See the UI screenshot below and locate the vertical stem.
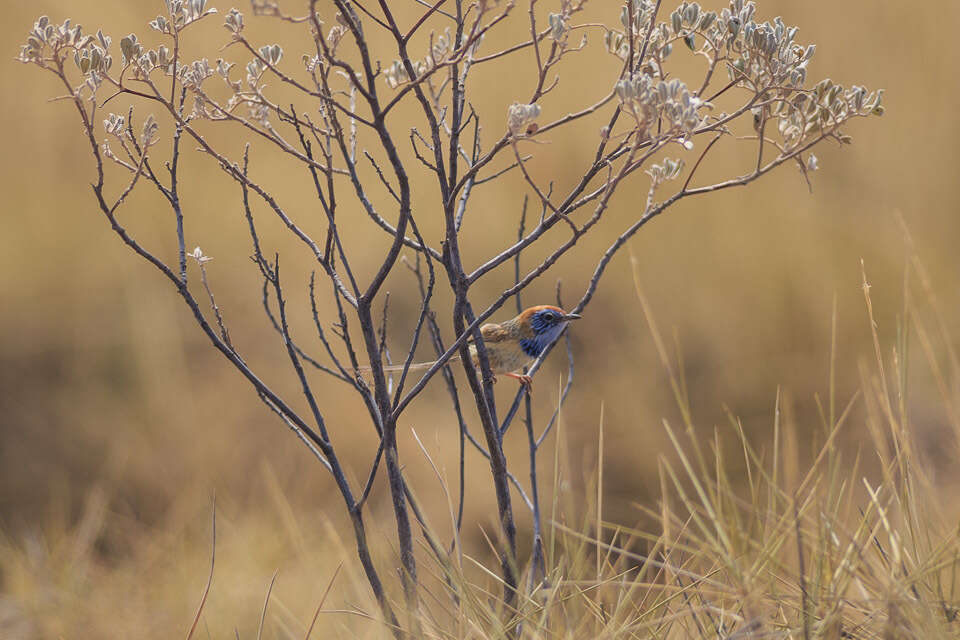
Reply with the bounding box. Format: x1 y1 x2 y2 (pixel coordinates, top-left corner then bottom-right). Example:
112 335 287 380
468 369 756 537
170 88 187 283
350 508 403 637
524 391 546 586
358 302 420 621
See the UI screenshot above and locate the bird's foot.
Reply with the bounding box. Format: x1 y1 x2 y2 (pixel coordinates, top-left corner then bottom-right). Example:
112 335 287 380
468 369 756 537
505 372 533 390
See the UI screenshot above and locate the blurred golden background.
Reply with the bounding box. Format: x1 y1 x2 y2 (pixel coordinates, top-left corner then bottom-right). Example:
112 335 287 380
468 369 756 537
1 0 958 637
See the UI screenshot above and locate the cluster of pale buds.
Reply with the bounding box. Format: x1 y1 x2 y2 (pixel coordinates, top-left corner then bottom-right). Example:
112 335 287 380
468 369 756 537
616 74 708 136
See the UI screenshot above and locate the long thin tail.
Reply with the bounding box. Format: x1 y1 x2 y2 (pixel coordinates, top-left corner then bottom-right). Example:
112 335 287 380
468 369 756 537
359 355 462 375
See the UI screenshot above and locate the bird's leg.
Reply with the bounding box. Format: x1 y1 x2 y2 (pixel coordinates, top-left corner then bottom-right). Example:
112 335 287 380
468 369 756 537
505 372 533 390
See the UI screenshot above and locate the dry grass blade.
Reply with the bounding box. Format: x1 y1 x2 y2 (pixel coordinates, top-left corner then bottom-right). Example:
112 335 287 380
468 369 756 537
185 497 216 640
304 563 343 640
257 569 279 640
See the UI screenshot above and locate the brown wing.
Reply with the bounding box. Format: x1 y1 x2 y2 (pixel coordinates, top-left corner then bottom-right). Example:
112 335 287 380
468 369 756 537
465 323 509 343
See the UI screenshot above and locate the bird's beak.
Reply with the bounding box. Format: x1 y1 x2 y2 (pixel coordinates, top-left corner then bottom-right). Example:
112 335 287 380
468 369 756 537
562 313 582 321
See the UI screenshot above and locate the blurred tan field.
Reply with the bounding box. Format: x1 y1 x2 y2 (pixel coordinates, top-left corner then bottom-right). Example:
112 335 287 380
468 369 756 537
2 0 960 638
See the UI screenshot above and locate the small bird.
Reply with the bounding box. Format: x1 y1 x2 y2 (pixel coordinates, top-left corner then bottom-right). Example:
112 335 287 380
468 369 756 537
366 305 581 389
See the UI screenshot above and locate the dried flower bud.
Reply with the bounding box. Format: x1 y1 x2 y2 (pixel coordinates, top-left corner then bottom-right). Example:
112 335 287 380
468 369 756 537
328 25 347 50
548 13 569 43
141 114 159 147
646 157 684 187
180 58 213 89
104 113 125 137
507 102 541 136
149 15 170 34
190 246 213 264
224 9 244 35
259 44 282 66
120 34 142 65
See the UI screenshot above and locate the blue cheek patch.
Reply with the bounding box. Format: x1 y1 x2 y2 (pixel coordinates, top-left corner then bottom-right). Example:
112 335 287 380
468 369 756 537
529 312 555 334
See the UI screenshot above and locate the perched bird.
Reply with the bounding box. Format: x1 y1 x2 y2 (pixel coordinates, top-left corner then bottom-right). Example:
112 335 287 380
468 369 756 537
366 305 581 389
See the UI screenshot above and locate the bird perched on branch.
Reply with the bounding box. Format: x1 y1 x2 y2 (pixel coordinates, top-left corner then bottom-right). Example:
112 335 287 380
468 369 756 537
365 305 581 389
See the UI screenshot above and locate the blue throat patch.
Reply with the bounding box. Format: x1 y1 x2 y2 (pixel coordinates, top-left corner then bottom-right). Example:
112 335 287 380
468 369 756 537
519 337 544 358
519 322 566 358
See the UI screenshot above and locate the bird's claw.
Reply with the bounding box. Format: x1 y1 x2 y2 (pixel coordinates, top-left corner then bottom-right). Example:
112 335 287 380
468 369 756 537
506 372 533 391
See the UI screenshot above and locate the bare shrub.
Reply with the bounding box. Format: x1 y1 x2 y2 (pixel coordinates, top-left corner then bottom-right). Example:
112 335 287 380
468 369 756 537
16 0 882 635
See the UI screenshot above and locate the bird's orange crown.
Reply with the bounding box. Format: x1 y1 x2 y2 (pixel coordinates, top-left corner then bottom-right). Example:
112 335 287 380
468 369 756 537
517 304 567 323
